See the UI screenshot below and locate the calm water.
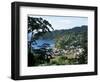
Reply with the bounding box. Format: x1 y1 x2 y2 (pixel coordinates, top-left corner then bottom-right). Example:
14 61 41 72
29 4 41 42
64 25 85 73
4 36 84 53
32 39 55 49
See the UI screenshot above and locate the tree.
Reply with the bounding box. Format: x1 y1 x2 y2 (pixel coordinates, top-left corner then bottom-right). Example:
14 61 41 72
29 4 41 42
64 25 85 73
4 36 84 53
28 16 54 66
28 16 54 53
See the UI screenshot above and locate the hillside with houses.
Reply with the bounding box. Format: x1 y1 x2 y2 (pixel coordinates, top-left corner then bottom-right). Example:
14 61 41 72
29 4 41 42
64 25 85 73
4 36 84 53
28 24 88 66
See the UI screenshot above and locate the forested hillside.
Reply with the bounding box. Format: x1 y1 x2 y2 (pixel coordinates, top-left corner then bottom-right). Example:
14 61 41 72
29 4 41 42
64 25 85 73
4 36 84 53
41 25 87 40
28 16 88 66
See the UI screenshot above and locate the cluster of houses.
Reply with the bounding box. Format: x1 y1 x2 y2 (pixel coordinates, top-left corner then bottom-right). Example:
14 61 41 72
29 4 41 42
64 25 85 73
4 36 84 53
31 42 84 60
52 46 84 59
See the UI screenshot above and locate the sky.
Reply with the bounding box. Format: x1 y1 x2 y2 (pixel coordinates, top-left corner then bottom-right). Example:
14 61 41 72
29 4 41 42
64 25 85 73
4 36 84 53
28 15 88 30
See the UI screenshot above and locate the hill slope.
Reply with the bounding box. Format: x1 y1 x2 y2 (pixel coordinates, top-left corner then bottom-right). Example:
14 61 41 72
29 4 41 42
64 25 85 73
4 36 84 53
41 25 87 40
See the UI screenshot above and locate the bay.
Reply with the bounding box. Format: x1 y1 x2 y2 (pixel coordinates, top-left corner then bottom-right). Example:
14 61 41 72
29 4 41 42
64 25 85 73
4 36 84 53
32 39 55 49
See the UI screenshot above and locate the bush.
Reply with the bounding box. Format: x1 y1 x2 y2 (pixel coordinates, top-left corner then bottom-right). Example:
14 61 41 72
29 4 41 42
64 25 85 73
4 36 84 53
50 55 69 65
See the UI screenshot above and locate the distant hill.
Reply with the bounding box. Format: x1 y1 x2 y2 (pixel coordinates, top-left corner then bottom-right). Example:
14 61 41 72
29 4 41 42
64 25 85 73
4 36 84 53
54 25 87 33
66 25 87 32
40 25 88 40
